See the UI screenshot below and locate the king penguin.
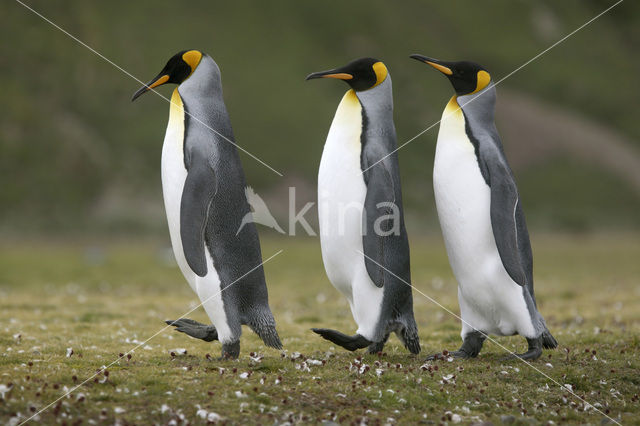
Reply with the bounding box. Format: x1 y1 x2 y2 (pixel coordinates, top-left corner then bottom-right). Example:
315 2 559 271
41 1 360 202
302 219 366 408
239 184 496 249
132 50 282 359
305 58 420 354
410 55 557 360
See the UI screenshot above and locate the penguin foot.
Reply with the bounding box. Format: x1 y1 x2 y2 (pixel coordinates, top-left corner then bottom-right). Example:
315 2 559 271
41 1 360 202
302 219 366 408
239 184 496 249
367 334 390 354
501 337 542 361
221 341 240 359
311 328 372 351
166 318 218 342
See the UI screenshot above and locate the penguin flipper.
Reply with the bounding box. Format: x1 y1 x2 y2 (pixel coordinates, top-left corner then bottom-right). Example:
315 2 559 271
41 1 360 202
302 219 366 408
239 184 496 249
485 158 531 288
180 152 217 277
311 328 371 351
362 162 404 288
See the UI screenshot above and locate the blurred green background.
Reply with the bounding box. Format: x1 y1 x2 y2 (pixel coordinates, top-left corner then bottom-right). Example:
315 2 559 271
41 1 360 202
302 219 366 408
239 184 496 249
2 0 639 236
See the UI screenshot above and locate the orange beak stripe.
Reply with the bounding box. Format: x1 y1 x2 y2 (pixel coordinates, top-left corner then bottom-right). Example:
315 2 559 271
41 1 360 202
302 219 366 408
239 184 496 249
425 61 453 76
148 74 170 90
322 73 353 80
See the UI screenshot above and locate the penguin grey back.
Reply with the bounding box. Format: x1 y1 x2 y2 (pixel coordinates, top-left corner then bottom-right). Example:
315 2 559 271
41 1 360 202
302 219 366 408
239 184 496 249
458 83 535 292
178 55 277 339
357 75 410 281
357 74 417 350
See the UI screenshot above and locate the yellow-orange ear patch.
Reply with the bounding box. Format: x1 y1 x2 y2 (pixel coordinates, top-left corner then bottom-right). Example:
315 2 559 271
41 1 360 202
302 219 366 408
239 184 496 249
371 62 388 88
471 70 491 94
182 50 203 77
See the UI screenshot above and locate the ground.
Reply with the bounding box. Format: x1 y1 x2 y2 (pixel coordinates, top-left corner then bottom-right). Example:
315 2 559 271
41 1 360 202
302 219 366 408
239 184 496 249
0 233 639 425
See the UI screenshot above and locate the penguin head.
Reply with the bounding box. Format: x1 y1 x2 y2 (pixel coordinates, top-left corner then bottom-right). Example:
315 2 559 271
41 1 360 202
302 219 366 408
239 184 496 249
131 50 203 101
305 57 388 92
410 55 491 96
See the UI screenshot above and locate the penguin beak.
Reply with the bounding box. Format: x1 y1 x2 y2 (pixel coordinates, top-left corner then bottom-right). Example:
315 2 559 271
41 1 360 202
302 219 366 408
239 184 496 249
410 54 453 76
305 68 353 81
131 73 170 101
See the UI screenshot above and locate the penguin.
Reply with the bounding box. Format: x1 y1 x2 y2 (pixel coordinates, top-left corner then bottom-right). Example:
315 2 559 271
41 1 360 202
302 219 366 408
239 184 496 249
132 50 281 359
410 55 557 360
305 58 420 354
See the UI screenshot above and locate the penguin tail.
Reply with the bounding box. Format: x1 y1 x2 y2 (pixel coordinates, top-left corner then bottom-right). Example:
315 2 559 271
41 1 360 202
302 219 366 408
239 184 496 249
402 331 421 355
541 329 558 349
397 322 421 355
311 328 371 351
256 325 283 350
248 312 283 350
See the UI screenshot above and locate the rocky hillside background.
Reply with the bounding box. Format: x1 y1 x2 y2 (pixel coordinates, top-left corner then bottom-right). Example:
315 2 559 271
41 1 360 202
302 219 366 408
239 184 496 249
2 0 639 234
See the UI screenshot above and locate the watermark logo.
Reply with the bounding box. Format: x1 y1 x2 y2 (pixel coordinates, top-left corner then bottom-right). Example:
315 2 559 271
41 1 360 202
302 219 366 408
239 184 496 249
236 187 285 235
237 187 400 237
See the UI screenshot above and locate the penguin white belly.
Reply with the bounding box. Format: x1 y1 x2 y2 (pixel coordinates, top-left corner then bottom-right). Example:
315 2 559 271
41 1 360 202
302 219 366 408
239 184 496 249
434 98 534 338
161 89 193 288
318 90 383 338
161 88 233 342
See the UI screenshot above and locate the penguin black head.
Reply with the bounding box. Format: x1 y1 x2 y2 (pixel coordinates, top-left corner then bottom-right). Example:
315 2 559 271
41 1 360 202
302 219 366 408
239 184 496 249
305 57 388 92
131 50 203 101
410 55 491 96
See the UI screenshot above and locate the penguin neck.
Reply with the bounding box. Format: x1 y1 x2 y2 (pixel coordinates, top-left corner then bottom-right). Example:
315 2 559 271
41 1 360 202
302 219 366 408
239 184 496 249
178 57 229 119
179 56 224 98
354 76 394 132
176 55 234 144
456 82 496 126
355 76 392 114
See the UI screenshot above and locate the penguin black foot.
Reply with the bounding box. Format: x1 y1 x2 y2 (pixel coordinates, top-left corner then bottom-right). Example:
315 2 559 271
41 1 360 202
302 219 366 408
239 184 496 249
367 333 390 354
311 328 372 351
221 341 240 359
501 337 543 361
426 331 486 361
166 318 218 342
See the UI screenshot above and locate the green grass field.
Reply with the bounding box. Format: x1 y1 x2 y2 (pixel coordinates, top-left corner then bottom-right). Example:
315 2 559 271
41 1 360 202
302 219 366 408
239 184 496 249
1 234 639 424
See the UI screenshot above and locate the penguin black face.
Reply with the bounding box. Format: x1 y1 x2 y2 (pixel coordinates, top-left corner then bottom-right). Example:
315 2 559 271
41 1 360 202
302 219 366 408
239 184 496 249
131 50 203 101
305 57 388 92
410 55 491 96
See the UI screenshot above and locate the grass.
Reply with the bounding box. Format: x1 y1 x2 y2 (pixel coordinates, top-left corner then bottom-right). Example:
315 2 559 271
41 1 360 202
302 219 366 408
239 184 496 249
0 233 639 424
